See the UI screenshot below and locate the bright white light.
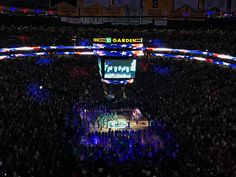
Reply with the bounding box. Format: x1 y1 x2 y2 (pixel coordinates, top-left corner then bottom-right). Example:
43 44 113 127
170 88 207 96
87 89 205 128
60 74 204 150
0 55 7 60
194 57 206 61
35 52 46 56
15 47 34 51
79 52 94 55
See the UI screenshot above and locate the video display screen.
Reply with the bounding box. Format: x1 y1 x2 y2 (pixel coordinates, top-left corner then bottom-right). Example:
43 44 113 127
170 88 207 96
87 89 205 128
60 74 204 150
98 57 102 77
104 59 136 79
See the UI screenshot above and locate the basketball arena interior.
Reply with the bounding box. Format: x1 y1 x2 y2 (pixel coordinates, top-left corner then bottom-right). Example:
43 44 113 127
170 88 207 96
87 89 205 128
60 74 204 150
0 1 235 177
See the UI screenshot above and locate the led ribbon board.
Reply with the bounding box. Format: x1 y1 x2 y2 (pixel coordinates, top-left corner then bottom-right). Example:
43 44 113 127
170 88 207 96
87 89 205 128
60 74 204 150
93 37 143 44
93 44 144 50
95 50 144 57
0 45 235 70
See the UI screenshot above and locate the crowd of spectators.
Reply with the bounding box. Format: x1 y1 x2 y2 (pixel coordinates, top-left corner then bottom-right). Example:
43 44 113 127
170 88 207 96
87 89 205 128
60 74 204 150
0 24 235 177
130 59 236 177
0 25 236 55
71 126 178 177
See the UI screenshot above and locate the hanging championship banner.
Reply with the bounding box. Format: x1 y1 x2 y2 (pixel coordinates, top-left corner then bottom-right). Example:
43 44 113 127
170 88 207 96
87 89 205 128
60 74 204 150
174 0 198 11
186 0 199 11
231 0 236 12
114 0 125 8
174 0 188 10
205 0 227 11
84 0 97 8
125 0 141 9
51 0 77 7
98 0 110 8
114 0 140 8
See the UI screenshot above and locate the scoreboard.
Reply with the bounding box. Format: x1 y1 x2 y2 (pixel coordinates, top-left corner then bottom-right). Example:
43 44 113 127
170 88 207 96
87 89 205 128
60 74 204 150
94 37 143 84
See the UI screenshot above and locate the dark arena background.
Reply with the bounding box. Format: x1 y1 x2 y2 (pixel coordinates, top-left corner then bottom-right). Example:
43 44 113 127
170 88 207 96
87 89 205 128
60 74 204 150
0 1 236 177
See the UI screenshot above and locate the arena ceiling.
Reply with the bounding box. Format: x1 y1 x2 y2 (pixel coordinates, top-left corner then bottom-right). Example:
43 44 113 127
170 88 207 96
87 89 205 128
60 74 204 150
0 0 49 8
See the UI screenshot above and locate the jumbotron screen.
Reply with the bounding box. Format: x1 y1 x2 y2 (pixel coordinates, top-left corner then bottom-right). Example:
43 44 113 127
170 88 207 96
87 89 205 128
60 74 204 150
104 59 137 79
98 57 102 77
